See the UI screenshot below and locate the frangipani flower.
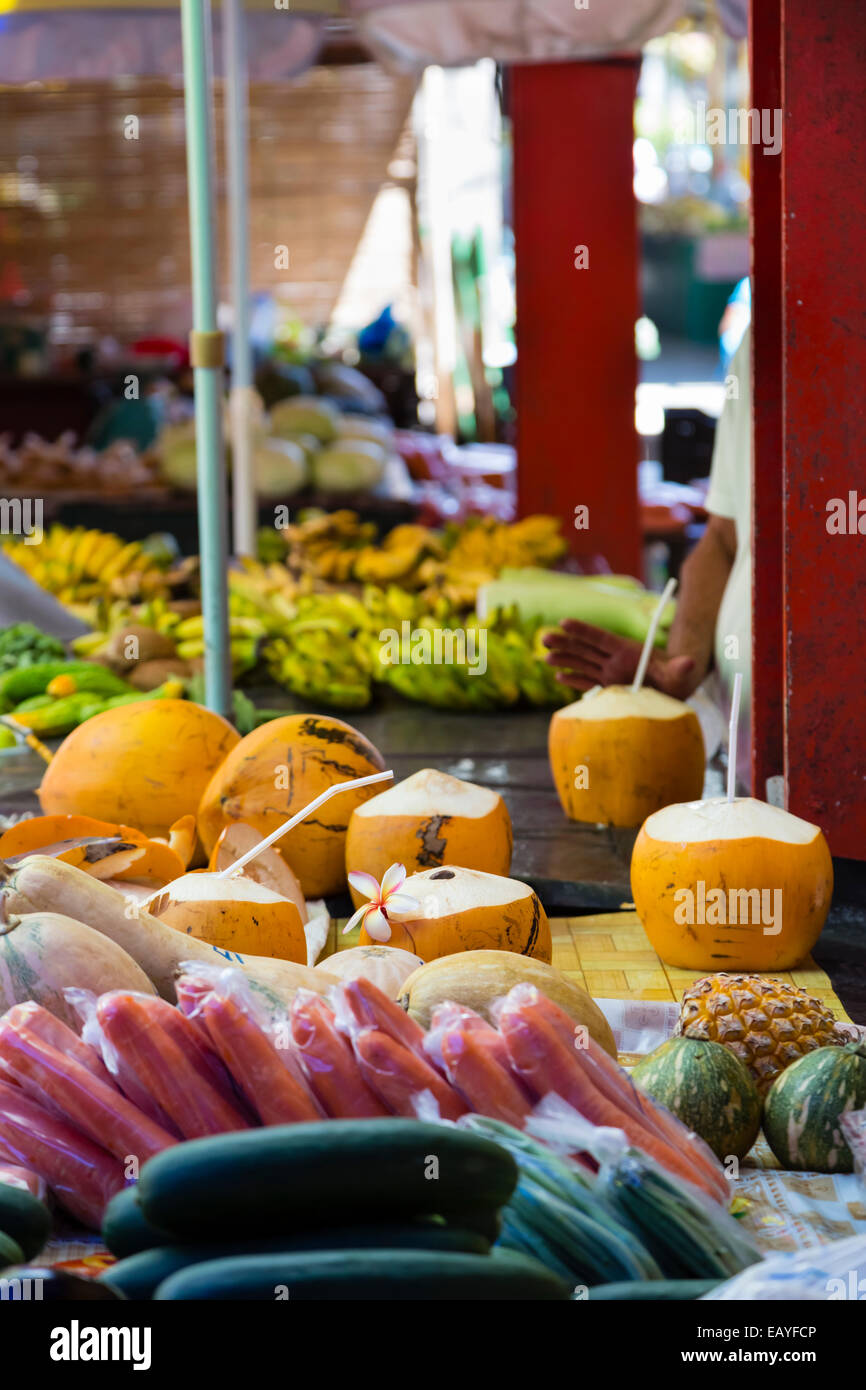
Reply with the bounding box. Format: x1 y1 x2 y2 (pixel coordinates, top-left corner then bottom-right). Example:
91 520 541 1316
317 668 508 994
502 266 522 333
343 862 421 943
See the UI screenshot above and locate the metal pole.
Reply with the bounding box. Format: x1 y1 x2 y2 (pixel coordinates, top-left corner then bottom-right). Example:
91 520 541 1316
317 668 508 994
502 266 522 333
224 0 257 558
180 0 232 716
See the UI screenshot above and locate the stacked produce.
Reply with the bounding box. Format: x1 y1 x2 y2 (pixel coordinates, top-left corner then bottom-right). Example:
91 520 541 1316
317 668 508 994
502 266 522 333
0 623 65 675
2 524 175 607
0 658 186 737
0 434 159 494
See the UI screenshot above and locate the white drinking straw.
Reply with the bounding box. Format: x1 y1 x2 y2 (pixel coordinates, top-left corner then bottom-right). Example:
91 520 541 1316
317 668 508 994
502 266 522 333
631 576 678 694
218 769 394 877
727 672 743 803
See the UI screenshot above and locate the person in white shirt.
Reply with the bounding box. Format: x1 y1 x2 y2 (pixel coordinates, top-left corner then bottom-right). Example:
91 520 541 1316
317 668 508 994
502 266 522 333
544 327 752 786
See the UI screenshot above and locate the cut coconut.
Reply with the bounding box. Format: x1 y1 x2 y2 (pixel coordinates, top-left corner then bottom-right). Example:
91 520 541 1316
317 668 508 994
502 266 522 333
345 768 512 906
209 822 308 923
361 865 551 964
548 683 705 827
630 795 834 972
146 871 306 964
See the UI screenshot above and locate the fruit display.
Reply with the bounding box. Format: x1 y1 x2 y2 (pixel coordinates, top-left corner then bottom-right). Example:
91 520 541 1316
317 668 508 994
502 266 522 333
197 713 387 897
549 685 706 827
39 697 240 840
0 657 187 736
762 1042 866 1172
0 433 160 494
0 623 65 675
352 864 552 964
2 524 174 606
345 769 513 904
631 1037 762 1162
630 797 834 971
677 973 842 1096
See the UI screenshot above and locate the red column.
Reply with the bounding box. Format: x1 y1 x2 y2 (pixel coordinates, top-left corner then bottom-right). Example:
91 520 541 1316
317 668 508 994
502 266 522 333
511 61 641 577
749 0 784 797
752 1 866 856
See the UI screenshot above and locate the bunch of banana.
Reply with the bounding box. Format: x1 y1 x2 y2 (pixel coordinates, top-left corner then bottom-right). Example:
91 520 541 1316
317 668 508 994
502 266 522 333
263 591 372 709
3 525 172 607
442 515 567 573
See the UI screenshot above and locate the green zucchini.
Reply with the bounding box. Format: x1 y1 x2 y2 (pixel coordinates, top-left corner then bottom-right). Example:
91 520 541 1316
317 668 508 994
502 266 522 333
587 1279 722 1301
0 1184 51 1261
155 1249 570 1301
138 1121 518 1242
102 1185 172 1259
103 1224 492 1301
0 1231 25 1268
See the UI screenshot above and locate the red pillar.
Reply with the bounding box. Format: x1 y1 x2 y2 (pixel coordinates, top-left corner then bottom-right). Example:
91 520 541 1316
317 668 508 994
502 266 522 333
511 61 641 577
749 0 784 798
752 1 866 857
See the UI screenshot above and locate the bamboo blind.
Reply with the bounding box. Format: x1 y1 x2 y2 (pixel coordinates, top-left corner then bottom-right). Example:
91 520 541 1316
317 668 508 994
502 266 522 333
0 65 416 343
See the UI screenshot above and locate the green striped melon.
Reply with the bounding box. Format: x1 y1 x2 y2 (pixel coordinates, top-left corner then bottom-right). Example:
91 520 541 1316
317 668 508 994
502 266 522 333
762 1042 866 1172
631 1036 761 1162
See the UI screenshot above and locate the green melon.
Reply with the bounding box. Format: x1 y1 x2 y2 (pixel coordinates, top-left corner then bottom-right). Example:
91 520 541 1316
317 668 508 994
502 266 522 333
762 1042 866 1172
631 1036 761 1162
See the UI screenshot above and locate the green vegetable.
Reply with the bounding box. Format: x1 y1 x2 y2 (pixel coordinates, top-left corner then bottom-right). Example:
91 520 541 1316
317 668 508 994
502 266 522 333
0 661 128 705
0 1231 25 1268
0 727 17 751
11 694 56 714
138 1121 518 1242
102 1225 492 1300
10 692 106 736
102 1186 171 1259
631 1037 762 1163
587 1279 722 1301
478 570 675 644
0 624 65 675
0 1184 52 1261
763 1042 866 1172
154 1249 570 1301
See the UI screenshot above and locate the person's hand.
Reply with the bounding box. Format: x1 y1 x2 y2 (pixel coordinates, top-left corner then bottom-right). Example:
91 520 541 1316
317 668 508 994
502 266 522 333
542 619 697 699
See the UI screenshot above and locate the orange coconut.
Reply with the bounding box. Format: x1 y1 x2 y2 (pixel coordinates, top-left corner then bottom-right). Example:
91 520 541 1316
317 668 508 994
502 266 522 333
345 768 512 908
361 865 552 964
630 796 834 971
548 684 705 827
197 714 386 898
146 870 307 963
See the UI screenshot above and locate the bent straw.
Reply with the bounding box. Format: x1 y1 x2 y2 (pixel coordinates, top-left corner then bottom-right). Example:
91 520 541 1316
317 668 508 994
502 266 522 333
218 769 395 878
727 672 743 803
631 576 678 694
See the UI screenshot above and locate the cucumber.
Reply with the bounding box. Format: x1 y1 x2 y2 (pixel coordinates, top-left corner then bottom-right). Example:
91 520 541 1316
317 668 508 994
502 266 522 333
587 1279 722 1301
138 1121 518 1242
102 1185 173 1259
0 1231 25 1268
102 1224 492 1301
0 1184 51 1261
155 1249 570 1301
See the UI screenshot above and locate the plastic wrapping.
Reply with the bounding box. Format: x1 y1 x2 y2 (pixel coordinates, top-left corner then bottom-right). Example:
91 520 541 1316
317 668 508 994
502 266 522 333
702 1234 866 1300
5 1001 117 1091
842 1108 866 1195
498 983 728 1204
331 976 429 1063
0 1005 176 1164
0 1077 122 1229
526 1095 761 1281
93 991 252 1139
352 1026 468 1120
289 989 389 1119
424 1002 531 1127
66 988 183 1136
0 1162 48 1202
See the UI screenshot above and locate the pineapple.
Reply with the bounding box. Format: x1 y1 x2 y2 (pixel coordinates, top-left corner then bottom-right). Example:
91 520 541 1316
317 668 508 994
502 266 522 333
677 973 841 1095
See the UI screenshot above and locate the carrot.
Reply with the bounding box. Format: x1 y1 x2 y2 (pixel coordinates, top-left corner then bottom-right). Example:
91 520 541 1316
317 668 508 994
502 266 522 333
518 987 727 1200
335 978 429 1061
6 1001 117 1090
0 1015 176 1164
352 1028 468 1120
289 993 389 1119
439 1027 532 1128
200 992 320 1125
97 994 251 1139
499 1000 726 1203
0 1078 122 1228
128 993 247 1115
427 1001 516 1074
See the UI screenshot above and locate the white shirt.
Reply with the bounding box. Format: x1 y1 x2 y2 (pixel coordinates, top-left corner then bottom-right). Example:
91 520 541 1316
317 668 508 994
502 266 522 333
703 326 752 788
